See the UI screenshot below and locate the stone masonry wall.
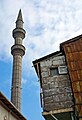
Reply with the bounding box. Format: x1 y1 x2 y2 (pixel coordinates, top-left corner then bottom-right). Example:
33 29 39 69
40 55 73 111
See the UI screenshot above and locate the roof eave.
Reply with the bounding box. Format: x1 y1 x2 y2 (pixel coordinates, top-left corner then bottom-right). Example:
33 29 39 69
60 34 82 50
0 92 27 120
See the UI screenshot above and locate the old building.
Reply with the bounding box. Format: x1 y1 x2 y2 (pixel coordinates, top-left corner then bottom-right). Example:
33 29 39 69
33 34 82 120
0 92 26 120
33 51 74 120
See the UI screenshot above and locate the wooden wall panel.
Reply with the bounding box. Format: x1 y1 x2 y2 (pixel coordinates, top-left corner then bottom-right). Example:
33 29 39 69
74 93 82 104
63 38 82 118
72 82 80 92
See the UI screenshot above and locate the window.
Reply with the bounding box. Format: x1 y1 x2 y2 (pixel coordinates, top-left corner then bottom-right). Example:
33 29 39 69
58 66 68 74
50 65 68 76
50 67 59 76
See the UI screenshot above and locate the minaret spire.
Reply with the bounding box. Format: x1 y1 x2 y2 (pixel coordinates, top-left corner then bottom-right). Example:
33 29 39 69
11 10 26 111
17 9 23 21
16 9 24 29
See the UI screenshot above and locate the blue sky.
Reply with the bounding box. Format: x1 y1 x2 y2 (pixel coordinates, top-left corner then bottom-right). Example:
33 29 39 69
0 0 82 120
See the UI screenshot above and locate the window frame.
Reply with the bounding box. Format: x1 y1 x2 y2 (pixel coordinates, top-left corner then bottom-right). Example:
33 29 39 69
50 67 59 76
58 66 68 74
49 65 68 77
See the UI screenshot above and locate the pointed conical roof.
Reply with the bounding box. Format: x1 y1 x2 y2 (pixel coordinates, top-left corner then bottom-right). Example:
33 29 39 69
17 9 23 21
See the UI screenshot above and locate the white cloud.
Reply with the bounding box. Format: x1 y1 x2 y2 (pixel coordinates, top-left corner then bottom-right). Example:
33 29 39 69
22 78 27 84
0 0 82 70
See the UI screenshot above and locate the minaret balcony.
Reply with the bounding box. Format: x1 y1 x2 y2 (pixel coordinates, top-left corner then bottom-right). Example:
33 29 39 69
13 28 26 39
11 44 25 56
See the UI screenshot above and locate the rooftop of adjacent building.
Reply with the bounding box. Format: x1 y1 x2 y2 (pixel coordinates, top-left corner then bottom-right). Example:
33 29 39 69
0 91 27 120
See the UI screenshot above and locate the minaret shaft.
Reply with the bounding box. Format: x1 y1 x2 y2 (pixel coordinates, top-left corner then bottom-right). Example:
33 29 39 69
11 9 25 111
11 55 22 110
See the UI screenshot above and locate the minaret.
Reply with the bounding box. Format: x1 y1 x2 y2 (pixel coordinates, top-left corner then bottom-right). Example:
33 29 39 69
11 9 26 111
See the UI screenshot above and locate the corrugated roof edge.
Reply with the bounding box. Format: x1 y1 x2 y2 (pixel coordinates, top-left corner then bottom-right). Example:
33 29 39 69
0 91 27 120
60 34 82 50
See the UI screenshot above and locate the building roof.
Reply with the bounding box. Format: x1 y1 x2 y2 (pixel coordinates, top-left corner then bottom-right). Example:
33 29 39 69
0 92 27 120
33 51 62 65
33 34 82 65
60 34 82 50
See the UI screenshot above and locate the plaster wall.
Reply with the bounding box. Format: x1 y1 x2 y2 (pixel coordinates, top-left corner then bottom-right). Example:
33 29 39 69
0 104 17 120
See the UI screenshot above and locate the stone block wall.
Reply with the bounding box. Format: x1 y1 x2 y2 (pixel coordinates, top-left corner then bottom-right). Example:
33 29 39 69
40 55 73 111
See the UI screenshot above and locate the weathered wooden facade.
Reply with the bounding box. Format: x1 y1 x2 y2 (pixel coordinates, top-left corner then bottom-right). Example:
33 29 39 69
60 34 82 120
33 51 74 120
